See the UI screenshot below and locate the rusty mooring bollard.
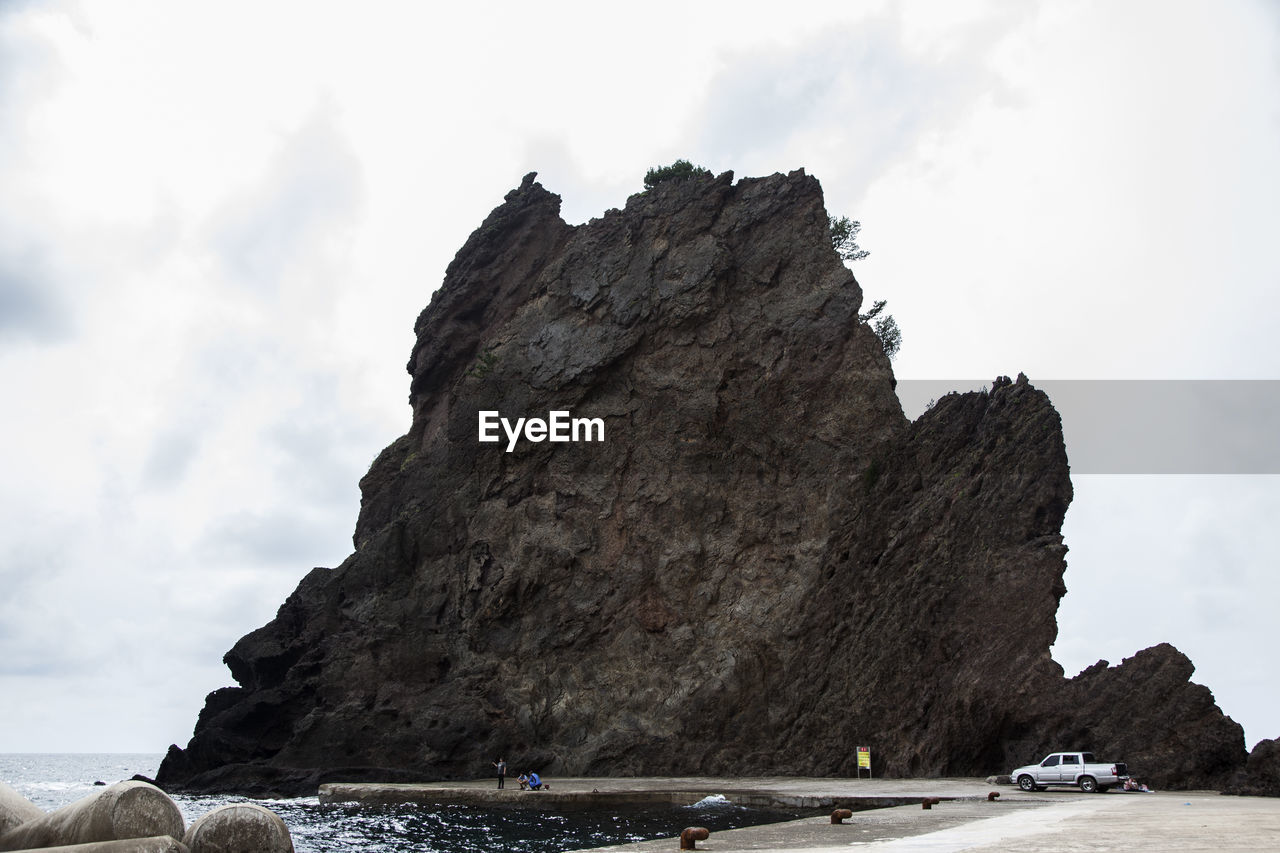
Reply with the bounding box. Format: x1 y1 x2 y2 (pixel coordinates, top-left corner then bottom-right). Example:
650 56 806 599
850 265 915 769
988 791 1000 801
921 797 941 810
680 826 710 850
830 808 854 824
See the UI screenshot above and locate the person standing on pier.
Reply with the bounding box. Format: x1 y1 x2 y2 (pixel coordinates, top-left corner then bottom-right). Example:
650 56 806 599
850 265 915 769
493 757 507 789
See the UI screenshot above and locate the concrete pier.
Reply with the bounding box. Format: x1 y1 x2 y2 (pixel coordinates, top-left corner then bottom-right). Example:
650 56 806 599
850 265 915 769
317 775 959 810
0 781 184 852
318 776 1280 852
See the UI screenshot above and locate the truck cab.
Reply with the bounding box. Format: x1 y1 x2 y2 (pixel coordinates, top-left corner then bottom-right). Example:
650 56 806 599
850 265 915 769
1011 752 1129 793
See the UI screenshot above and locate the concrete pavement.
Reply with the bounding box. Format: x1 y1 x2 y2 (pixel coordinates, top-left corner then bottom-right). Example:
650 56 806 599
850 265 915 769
576 785 1280 853
319 776 1280 852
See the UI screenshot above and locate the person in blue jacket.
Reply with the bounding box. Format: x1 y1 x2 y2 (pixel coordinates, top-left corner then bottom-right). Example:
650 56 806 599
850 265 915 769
528 771 542 790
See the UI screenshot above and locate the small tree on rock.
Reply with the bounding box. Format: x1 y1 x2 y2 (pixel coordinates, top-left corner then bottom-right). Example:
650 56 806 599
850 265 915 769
858 299 901 360
859 299 888 322
872 314 901 360
829 215 869 262
644 159 713 190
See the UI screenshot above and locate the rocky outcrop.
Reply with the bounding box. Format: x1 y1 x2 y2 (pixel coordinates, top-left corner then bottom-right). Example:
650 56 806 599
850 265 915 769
156 170 1247 795
1012 644 1246 790
1224 738 1280 797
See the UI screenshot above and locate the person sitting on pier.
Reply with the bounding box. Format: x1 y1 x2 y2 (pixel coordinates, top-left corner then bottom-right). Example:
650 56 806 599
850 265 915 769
528 772 543 791
517 773 530 790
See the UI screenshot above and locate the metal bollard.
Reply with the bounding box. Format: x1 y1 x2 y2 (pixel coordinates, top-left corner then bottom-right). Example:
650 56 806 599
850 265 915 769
921 797 941 810
830 808 854 824
0 781 183 852
182 804 293 853
680 826 710 850
987 791 1000 801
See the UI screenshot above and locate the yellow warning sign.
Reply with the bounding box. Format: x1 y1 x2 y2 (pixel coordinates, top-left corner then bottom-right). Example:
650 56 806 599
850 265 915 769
857 746 871 769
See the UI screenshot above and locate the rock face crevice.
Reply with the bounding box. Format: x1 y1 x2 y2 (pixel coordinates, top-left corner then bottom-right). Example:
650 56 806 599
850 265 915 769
157 170 1248 796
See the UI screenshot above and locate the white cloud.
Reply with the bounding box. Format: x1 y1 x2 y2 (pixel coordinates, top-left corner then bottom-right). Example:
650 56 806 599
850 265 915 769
0 0 1276 754
855 0 1280 382
1056 475 1280 749
693 8 1025 200
208 101 364 293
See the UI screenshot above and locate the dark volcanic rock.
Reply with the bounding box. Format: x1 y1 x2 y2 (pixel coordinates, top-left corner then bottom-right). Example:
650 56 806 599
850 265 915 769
1224 738 1280 797
156 170 1247 796
1010 644 1246 790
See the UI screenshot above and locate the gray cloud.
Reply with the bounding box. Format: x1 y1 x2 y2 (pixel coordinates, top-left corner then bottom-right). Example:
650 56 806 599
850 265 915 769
0 245 70 344
200 508 347 570
0 8 76 347
141 429 202 489
266 412 375 512
692 10 1026 203
210 103 364 289
0 538 87 678
179 333 384 506
0 5 73 345
0 2 67 148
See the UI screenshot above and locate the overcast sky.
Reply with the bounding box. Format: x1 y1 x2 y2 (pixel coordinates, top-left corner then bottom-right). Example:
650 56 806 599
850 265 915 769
1 1 1276 756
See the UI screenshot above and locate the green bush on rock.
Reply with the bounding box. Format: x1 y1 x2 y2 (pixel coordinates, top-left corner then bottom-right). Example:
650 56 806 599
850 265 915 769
643 159 713 190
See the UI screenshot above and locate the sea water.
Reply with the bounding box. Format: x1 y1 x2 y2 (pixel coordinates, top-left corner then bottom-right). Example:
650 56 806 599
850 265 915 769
0 754 811 852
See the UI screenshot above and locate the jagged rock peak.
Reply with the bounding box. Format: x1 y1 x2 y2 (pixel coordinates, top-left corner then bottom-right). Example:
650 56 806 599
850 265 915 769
156 171 1247 796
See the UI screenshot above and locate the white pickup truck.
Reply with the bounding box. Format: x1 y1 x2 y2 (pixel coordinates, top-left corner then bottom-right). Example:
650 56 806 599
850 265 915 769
1010 751 1129 793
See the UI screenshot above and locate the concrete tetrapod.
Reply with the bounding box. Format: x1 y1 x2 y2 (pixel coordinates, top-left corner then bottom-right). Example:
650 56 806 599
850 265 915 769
0 782 44 838
0 781 184 852
0 837 189 852
180 804 293 853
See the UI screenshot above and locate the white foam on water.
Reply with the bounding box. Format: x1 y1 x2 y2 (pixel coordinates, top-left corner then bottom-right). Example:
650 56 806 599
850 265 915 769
24 781 74 790
688 794 733 808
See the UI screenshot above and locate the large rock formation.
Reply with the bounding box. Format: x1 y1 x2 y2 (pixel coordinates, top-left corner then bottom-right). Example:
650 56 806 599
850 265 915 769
156 169 1248 796
1225 738 1280 797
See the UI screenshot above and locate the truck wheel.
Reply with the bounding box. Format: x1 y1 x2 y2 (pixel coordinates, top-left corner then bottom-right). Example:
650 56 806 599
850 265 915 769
1018 775 1037 792
1079 776 1098 793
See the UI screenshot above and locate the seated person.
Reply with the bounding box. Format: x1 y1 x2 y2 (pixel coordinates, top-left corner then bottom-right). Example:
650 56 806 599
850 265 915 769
517 773 530 790
528 772 542 790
